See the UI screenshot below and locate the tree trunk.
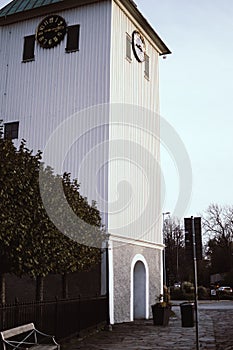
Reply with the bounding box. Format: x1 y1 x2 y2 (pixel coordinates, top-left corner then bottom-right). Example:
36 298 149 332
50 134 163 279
62 273 68 299
36 276 44 301
0 273 6 305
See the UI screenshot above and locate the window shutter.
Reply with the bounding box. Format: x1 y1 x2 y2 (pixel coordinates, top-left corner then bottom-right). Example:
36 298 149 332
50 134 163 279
4 122 19 139
144 54 149 79
66 25 80 52
22 35 35 62
126 33 132 61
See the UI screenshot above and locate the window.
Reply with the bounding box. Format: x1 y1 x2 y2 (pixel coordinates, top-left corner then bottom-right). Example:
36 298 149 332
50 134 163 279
4 122 19 140
126 33 132 61
144 54 149 80
66 25 80 52
22 35 35 62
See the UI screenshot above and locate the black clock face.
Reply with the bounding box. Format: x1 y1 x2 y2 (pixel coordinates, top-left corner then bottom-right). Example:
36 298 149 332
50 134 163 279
132 30 146 62
36 15 67 49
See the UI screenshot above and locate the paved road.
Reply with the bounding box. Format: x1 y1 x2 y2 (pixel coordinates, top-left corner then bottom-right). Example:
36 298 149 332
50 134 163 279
198 300 233 310
61 301 233 350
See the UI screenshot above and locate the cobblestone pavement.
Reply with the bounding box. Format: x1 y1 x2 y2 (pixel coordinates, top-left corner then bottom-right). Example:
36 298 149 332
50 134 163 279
212 310 233 350
61 305 233 350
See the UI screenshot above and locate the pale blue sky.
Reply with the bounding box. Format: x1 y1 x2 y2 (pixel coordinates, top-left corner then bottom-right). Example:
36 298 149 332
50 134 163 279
1 0 233 218
136 0 233 217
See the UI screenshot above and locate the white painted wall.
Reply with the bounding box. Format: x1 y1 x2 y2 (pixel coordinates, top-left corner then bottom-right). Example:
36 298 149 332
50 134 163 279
108 0 161 244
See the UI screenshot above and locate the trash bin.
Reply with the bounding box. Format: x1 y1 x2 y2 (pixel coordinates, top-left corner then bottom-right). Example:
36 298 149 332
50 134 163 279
180 302 194 327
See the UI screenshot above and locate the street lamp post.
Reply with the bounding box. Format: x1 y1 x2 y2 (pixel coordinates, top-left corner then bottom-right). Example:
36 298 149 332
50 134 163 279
175 227 181 282
162 212 170 287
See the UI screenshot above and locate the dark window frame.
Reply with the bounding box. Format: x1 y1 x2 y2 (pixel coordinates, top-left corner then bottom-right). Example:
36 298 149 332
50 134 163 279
22 35 35 62
4 121 19 140
66 24 80 53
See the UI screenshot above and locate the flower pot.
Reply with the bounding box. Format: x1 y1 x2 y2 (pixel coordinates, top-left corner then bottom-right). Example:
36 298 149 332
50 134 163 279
151 304 170 326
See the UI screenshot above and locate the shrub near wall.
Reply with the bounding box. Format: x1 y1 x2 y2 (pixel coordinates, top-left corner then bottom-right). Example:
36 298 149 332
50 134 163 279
198 286 209 300
170 288 194 300
170 285 209 300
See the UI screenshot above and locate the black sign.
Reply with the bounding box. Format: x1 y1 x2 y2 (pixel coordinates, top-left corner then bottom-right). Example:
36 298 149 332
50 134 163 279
184 217 202 260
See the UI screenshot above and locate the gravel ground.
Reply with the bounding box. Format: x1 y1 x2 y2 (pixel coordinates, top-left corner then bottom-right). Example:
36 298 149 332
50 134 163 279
211 309 233 350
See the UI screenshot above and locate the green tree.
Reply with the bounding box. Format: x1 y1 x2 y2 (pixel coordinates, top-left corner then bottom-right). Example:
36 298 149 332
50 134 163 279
164 217 184 285
203 204 233 275
164 217 206 285
0 126 103 303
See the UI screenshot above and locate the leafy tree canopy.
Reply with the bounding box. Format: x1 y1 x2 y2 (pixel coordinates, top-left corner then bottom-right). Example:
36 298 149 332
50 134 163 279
0 123 104 281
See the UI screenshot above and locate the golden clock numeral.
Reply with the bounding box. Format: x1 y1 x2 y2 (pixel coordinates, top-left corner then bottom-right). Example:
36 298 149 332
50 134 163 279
39 36 44 42
37 31 43 37
53 36 58 42
39 25 44 31
48 39 53 45
57 32 62 37
43 20 49 26
49 17 54 23
43 39 48 44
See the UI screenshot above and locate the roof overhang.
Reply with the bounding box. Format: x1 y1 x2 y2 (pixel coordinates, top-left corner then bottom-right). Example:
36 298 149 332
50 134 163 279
0 0 102 25
117 0 171 55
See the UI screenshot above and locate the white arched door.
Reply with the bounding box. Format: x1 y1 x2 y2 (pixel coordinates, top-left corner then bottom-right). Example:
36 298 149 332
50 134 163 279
133 261 146 319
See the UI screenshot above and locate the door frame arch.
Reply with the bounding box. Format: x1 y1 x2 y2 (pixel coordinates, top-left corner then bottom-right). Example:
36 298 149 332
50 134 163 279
130 254 149 321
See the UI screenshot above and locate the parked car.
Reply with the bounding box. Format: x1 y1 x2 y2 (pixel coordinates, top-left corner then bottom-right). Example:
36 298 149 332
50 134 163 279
174 282 181 289
216 286 232 295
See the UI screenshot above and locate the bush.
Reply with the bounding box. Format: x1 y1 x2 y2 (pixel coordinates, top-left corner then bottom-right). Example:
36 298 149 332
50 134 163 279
170 288 194 301
182 281 194 294
198 286 209 300
218 294 233 301
171 282 211 300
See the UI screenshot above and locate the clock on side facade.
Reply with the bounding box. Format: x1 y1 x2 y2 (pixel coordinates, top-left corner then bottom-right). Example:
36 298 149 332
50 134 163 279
36 15 67 49
132 30 146 62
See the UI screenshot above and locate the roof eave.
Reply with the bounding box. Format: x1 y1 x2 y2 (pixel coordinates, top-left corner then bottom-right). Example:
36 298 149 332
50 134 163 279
119 0 171 55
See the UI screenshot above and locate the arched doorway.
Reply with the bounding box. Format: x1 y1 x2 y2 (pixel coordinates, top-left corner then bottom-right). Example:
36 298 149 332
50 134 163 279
133 261 146 319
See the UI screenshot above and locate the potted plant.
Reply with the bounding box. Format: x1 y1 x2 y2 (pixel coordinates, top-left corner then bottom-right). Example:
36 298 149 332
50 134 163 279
151 286 172 326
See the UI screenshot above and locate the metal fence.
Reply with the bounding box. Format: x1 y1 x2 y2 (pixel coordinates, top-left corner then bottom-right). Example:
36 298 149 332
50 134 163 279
0 295 107 340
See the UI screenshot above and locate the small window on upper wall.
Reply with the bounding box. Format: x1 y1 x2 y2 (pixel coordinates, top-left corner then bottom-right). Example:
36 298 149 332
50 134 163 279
22 35 35 62
126 33 132 61
66 25 80 52
144 54 149 80
4 122 19 140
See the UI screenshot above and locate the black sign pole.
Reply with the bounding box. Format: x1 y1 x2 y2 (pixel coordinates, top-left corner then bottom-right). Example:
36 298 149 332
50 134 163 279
191 216 200 350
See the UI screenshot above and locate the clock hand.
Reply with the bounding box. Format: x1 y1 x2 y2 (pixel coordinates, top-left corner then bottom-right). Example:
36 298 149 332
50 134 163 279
136 44 143 52
54 26 65 32
43 26 64 33
43 28 55 33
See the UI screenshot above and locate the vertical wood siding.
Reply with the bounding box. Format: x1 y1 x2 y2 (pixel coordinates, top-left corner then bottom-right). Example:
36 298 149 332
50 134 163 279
108 1 161 244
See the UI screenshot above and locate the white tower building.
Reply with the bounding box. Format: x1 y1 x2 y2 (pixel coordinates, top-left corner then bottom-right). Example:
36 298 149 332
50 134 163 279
0 0 170 323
